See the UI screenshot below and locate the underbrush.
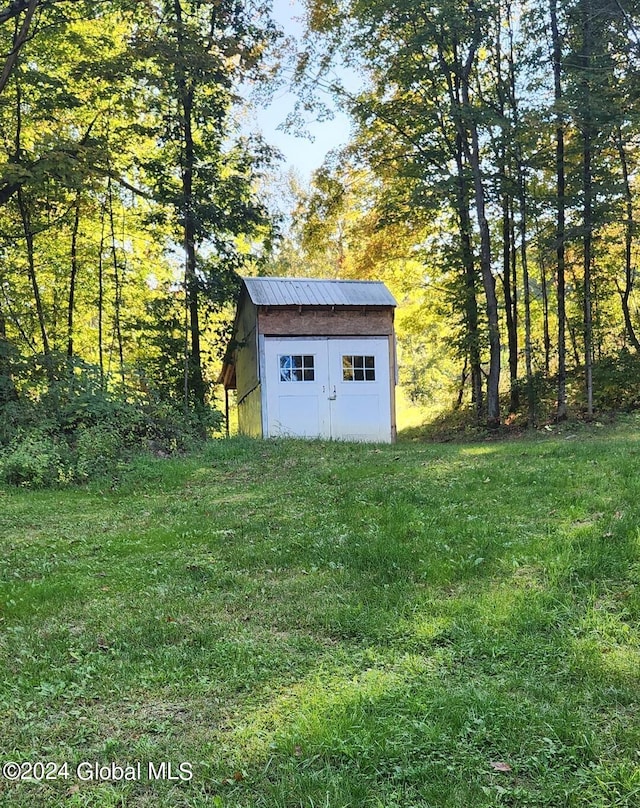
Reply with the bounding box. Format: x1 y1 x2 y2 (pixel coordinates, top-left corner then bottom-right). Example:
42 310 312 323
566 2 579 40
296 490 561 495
0 356 222 487
404 350 640 442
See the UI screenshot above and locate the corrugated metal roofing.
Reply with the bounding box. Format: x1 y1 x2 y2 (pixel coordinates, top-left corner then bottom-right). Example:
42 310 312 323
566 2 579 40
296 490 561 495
242 277 396 308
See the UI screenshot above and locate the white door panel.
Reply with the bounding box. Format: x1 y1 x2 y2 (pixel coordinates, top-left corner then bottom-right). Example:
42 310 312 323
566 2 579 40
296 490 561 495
328 337 391 442
264 336 391 442
264 338 330 438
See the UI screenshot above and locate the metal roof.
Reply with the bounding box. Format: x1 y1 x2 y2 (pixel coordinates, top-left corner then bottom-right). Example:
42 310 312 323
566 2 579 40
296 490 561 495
241 277 396 308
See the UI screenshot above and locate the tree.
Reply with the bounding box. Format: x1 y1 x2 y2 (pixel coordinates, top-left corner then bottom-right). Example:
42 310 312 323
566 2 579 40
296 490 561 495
299 0 503 424
0 0 280 426
136 0 277 410
272 155 465 410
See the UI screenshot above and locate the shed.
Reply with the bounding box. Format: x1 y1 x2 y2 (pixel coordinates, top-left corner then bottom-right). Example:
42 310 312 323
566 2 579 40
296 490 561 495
219 276 397 442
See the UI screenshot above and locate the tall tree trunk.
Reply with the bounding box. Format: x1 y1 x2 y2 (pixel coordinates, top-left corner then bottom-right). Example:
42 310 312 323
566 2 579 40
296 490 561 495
0 304 18 403
519 193 534 424
566 307 581 365
505 0 534 423
501 195 519 413
437 34 499 426
580 0 594 417
173 0 205 412
107 177 125 390
455 356 469 409
67 191 81 358
454 135 483 419
496 4 518 414
514 166 534 423
541 252 551 375
510 201 518 399
463 232 484 417
17 189 51 375
615 126 640 351
13 59 51 380
98 200 106 387
534 218 552 374
582 135 594 416
461 91 501 426
550 0 567 419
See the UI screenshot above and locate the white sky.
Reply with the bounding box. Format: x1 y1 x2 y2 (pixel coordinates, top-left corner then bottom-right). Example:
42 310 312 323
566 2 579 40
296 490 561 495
254 0 354 181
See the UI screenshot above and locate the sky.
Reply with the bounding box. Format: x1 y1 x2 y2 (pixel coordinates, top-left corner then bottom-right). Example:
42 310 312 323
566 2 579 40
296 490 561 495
253 0 354 182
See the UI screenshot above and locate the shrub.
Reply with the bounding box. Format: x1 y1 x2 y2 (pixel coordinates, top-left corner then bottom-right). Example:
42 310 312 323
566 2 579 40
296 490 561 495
74 424 125 481
0 433 72 488
588 351 640 412
0 353 225 487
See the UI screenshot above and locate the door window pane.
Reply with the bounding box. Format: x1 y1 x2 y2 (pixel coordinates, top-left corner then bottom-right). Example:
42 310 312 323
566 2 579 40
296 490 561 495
280 354 315 382
342 355 376 381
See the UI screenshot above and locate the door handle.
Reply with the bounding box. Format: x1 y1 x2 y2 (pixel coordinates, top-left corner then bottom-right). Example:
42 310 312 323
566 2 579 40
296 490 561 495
328 386 336 400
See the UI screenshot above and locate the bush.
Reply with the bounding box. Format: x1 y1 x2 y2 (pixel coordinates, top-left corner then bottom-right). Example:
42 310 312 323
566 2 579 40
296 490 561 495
0 354 225 487
0 433 71 488
74 424 125 481
588 351 640 412
0 399 220 487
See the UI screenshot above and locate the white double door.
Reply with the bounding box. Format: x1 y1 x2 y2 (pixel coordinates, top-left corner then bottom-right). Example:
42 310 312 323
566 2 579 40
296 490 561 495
264 337 392 442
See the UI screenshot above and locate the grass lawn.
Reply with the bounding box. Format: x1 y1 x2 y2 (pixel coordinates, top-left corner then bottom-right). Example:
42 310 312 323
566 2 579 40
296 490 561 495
0 419 639 807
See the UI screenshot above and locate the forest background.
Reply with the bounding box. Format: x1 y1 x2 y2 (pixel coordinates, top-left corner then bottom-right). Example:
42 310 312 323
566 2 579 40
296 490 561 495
1 0 640 485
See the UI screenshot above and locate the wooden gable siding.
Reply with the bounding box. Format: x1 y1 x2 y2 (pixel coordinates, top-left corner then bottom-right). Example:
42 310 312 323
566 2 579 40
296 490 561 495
257 306 394 338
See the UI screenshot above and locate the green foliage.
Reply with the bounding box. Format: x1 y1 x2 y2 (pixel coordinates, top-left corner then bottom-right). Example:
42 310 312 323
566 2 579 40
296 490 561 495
521 351 640 421
406 354 640 440
73 423 125 481
0 431 69 487
289 0 640 423
0 353 222 487
587 350 640 412
0 0 278 427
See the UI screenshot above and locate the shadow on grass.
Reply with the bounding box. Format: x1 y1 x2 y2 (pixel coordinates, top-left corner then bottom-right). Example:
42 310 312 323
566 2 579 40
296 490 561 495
212 556 639 807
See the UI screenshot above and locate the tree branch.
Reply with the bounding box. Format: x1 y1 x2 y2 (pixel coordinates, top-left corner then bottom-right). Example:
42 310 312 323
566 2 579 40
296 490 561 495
0 0 37 26
0 0 38 97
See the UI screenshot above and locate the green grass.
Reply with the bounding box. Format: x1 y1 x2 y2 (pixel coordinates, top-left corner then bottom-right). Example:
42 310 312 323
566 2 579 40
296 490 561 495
0 420 639 807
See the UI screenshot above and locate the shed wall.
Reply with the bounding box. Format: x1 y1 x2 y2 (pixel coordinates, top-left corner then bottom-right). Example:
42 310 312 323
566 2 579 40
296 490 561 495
231 295 396 442
257 307 393 337
235 298 259 403
237 384 263 437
